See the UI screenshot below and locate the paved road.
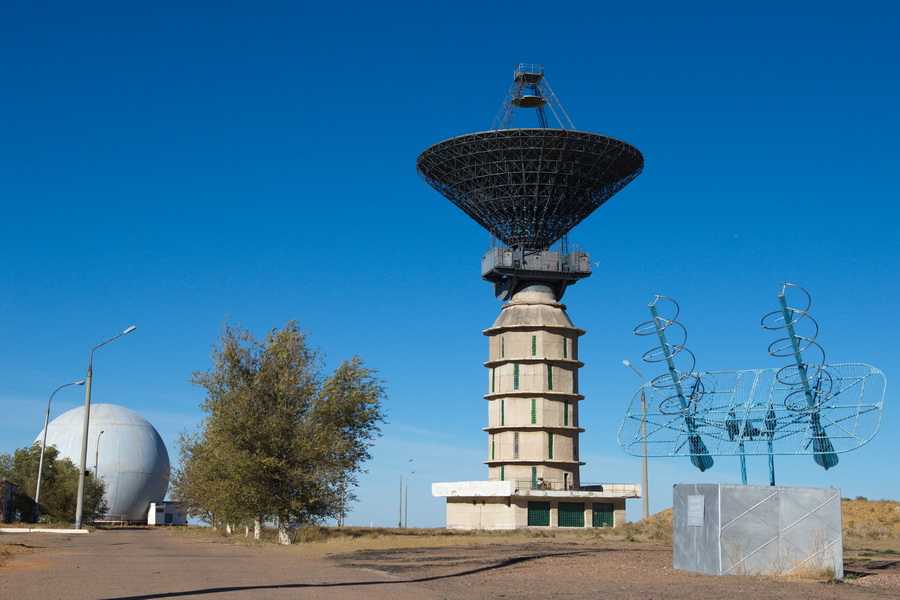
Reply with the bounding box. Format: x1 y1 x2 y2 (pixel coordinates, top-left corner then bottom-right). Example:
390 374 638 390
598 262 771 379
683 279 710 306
3 528 895 599
0 528 434 600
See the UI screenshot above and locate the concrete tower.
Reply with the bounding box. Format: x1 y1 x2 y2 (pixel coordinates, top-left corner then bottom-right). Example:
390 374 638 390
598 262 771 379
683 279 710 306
484 283 585 490
420 65 644 529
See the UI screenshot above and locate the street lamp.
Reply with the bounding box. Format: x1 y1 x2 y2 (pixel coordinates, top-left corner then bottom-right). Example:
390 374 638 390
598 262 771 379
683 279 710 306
94 430 106 475
75 325 136 529
623 359 650 520
404 471 415 528
398 458 412 528
34 380 85 523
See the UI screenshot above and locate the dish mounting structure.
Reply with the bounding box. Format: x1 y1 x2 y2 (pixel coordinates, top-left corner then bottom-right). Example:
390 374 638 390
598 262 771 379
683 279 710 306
416 63 644 300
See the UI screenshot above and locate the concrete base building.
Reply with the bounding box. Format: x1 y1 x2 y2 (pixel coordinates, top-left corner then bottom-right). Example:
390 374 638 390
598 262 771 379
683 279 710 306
434 481 635 530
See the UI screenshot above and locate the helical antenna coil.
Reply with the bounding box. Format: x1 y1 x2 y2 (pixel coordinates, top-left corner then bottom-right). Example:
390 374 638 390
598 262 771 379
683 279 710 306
634 295 705 414
761 283 833 411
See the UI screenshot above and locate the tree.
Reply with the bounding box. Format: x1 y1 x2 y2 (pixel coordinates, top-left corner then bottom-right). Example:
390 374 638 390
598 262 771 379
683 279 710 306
0 443 107 523
170 321 387 543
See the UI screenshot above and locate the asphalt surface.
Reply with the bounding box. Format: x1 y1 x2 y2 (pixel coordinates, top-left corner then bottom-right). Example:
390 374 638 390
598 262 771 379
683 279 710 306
2 528 897 599
0 528 428 600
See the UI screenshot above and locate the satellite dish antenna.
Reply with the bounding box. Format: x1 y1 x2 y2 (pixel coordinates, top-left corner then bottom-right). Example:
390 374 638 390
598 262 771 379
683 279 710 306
417 63 643 301
421 65 647 531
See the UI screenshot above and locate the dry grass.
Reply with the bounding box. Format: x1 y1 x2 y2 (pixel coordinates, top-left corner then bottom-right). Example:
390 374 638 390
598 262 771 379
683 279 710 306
168 498 898 559
842 497 900 551
173 510 677 557
0 520 75 529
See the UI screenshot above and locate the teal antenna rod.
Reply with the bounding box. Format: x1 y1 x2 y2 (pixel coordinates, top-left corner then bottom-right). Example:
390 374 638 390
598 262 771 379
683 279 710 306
769 284 838 470
638 296 713 472
777 292 817 409
725 410 749 484
649 301 689 409
765 408 777 485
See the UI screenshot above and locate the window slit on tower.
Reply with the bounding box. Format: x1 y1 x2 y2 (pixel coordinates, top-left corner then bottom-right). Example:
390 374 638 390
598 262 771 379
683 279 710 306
563 337 568 359
513 364 519 390
548 364 553 390
501 399 505 426
491 368 495 393
564 399 569 426
514 432 519 459
531 398 537 424
548 433 554 459
532 335 536 356
501 337 505 358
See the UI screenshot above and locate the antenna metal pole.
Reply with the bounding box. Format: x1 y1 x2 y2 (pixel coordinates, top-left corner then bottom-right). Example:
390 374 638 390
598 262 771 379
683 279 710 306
739 440 748 485
776 292 837 469
777 293 815 407
649 302 688 408
765 409 777 486
648 299 712 471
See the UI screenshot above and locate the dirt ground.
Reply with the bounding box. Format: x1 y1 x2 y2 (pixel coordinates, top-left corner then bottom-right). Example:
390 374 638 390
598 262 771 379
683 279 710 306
1 528 899 599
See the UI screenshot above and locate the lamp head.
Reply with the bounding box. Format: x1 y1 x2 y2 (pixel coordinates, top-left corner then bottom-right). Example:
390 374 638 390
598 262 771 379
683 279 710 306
76 381 86 385
123 326 137 334
622 359 631 367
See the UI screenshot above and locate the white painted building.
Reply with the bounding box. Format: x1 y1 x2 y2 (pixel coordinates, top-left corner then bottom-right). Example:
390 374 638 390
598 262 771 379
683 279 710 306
147 502 188 526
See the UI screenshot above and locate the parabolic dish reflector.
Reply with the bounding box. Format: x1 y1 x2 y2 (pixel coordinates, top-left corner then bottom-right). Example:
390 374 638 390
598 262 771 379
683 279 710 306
416 128 644 250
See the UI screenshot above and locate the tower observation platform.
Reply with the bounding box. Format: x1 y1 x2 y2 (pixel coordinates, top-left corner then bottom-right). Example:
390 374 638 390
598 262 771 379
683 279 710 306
420 64 643 529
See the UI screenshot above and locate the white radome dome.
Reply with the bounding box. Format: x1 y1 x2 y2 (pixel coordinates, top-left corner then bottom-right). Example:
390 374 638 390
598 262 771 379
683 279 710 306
37 403 170 521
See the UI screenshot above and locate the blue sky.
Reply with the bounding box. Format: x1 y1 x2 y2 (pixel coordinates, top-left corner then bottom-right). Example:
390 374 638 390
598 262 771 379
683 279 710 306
2 1 897 527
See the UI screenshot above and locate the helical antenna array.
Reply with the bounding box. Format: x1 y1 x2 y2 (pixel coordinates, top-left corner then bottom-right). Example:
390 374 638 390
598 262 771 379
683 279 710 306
633 295 714 471
761 283 838 470
633 296 704 414
760 283 832 411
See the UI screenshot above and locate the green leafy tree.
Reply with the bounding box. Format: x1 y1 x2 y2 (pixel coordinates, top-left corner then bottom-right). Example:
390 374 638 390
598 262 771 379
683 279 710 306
170 321 387 543
0 444 107 523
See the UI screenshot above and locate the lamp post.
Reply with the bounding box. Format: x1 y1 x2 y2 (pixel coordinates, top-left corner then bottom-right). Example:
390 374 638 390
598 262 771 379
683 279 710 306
94 430 106 475
75 325 136 529
34 380 85 523
623 359 650 520
404 471 415 528
398 458 412 528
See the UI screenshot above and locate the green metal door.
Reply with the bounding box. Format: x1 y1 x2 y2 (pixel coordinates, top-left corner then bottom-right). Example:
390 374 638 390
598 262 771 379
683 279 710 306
527 501 551 526
592 502 614 527
558 502 585 527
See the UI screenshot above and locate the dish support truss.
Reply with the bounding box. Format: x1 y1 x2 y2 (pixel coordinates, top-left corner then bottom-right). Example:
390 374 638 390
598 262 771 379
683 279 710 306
492 63 575 130
617 364 885 484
